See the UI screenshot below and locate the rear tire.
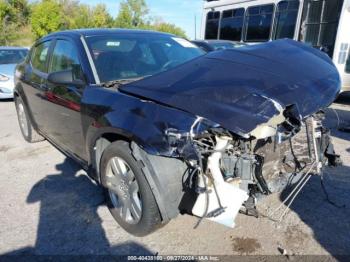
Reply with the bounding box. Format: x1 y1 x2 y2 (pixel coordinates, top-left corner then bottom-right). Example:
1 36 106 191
100 140 163 236
15 96 44 143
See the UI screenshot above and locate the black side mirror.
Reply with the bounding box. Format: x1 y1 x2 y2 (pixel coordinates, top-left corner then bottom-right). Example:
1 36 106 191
48 69 86 86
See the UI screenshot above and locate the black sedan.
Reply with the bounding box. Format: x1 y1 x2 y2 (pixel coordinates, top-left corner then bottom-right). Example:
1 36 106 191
14 29 341 236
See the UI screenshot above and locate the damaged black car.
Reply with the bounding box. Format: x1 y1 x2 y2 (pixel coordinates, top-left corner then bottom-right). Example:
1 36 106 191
14 29 341 236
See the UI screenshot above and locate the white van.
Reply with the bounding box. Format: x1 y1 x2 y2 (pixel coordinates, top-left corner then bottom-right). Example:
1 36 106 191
201 0 350 92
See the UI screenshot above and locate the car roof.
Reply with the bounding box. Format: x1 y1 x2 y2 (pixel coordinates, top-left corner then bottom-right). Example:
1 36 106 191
43 28 175 39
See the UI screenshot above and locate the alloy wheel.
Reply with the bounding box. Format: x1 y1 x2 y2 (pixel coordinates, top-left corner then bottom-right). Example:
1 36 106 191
17 102 29 137
105 157 142 224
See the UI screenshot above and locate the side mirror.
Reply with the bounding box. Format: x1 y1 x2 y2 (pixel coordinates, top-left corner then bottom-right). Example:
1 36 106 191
48 69 85 86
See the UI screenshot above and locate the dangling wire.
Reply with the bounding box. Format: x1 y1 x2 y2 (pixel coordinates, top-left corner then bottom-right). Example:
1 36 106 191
266 161 316 222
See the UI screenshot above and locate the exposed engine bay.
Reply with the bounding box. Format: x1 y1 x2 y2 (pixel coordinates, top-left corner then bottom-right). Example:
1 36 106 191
116 39 342 230
166 109 341 228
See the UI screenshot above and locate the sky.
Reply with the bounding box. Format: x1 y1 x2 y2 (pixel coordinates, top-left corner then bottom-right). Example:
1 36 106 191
82 0 204 39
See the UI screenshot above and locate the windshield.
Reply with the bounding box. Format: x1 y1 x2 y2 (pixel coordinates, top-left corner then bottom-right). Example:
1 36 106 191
85 34 205 83
0 49 28 65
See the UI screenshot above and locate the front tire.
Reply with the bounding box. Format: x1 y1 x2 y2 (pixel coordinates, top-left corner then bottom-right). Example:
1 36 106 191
100 141 162 236
15 96 44 143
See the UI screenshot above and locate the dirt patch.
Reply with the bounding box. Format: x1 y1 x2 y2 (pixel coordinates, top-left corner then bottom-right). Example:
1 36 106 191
0 134 11 140
285 225 308 250
231 237 261 254
7 145 51 160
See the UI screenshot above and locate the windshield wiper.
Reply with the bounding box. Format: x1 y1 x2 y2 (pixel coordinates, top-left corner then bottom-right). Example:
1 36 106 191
101 76 150 89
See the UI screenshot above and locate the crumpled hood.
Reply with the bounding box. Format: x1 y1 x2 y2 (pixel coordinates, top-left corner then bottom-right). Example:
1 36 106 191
120 39 341 137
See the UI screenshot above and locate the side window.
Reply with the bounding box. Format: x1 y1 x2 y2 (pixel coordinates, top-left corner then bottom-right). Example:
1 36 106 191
205 11 220 39
273 0 300 40
50 40 80 72
346 54 350 73
220 8 245 41
49 40 83 80
31 41 51 72
245 4 274 42
299 0 343 57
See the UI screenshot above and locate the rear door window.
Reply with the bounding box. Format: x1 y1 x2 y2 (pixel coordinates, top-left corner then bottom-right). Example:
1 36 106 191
31 41 51 73
245 4 274 42
273 0 300 39
220 8 245 41
205 11 220 39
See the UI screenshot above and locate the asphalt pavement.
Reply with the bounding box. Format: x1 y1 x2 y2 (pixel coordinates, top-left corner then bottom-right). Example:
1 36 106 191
0 97 350 257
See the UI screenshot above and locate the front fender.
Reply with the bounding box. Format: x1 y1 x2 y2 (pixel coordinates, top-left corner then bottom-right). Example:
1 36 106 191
82 86 198 168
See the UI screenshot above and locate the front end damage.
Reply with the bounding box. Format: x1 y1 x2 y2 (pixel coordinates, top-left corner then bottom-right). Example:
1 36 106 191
118 39 342 228
165 108 340 228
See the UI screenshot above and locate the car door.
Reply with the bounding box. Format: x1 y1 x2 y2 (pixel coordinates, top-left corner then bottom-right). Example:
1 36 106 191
44 38 88 160
23 40 53 133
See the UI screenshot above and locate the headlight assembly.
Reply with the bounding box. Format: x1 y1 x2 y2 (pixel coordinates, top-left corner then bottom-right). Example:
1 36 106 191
0 87 12 93
0 74 10 82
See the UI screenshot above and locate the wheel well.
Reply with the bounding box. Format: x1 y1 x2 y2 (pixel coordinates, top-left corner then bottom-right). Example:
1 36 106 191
13 91 19 99
93 133 188 222
93 132 131 182
101 133 130 144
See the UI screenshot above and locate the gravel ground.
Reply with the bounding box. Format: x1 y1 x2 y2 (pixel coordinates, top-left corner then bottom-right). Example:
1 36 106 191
0 95 350 258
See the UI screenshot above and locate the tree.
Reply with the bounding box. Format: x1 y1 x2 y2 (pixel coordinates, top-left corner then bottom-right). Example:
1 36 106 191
1 0 188 45
92 4 113 28
8 0 30 24
152 21 186 38
59 0 81 29
115 0 148 28
0 0 19 45
60 1 113 29
30 0 63 39
71 4 93 28
114 0 187 38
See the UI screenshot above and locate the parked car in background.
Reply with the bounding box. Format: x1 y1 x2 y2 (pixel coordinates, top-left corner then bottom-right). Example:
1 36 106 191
0 47 28 99
192 40 247 52
14 29 341 237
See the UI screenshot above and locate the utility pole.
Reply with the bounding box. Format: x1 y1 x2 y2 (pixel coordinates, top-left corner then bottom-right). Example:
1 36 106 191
194 15 197 40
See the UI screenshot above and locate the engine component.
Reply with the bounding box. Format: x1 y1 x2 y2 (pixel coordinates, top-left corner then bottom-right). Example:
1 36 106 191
192 136 249 228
